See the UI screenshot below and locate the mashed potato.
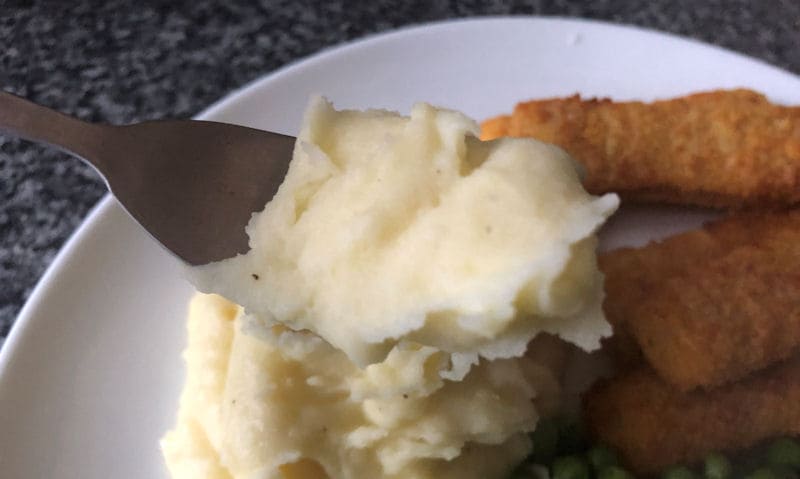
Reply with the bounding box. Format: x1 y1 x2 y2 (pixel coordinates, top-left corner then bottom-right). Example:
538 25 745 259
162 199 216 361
190 98 618 367
162 294 568 479
164 99 618 479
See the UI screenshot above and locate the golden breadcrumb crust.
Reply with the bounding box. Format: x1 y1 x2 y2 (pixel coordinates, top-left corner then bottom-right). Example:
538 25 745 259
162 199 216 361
481 90 800 208
584 357 800 474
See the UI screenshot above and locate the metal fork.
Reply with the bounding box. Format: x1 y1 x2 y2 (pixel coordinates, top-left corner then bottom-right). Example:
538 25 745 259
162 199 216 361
0 91 296 265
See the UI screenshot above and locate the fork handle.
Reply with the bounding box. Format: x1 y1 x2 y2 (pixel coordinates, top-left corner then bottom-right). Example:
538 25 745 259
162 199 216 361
0 91 106 167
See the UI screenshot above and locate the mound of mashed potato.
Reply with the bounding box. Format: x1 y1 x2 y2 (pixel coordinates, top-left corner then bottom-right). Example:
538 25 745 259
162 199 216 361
161 293 565 479
164 98 618 479
190 97 619 367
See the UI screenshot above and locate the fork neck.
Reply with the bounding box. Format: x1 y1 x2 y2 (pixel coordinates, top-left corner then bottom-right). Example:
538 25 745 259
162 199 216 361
0 91 106 167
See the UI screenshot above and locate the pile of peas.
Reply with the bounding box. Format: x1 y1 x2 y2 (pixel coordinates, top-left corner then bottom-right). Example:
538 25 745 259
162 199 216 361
508 417 800 479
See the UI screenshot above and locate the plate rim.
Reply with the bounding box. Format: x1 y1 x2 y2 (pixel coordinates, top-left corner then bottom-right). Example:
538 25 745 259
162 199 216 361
197 14 800 128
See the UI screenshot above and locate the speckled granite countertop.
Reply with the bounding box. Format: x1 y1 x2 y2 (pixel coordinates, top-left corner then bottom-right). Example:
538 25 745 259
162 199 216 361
1 1 799 343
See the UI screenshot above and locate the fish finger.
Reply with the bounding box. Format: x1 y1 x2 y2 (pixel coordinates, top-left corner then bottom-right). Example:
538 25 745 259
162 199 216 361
598 210 775 368
583 357 800 475
618 210 800 390
481 90 800 208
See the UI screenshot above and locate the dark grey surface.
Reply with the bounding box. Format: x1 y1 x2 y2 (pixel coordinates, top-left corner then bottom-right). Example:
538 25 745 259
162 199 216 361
2 1 799 342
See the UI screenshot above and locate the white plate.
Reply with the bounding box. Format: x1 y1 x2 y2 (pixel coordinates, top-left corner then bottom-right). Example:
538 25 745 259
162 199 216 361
2 17 800 478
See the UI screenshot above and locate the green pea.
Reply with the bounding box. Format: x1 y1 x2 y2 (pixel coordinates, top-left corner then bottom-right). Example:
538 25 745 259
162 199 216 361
530 417 560 463
745 467 779 479
661 465 698 479
704 452 732 479
767 438 800 469
552 454 591 479
588 445 619 471
598 465 634 479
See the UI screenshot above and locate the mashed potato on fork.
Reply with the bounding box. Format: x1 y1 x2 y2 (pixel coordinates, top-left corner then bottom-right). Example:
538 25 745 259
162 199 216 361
162 98 618 479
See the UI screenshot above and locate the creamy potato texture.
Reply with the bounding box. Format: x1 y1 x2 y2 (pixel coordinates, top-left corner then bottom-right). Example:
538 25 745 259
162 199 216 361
191 97 619 367
164 98 618 479
161 293 562 479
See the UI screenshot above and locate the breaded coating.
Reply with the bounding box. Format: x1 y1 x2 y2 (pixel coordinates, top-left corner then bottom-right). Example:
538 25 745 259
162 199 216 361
584 357 800 475
479 115 510 140
608 209 800 390
598 210 772 368
480 90 800 208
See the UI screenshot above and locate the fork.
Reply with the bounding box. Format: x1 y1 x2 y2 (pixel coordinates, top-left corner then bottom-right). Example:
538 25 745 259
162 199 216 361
0 91 296 265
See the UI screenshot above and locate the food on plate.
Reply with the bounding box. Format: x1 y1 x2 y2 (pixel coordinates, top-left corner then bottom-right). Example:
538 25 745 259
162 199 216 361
584 356 800 475
480 115 511 142
164 98 619 479
472 88 800 477
480 89 800 209
161 293 564 479
584 207 800 475
190 96 618 368
165 86 800 478
598 209 796 373
603 209 800 391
